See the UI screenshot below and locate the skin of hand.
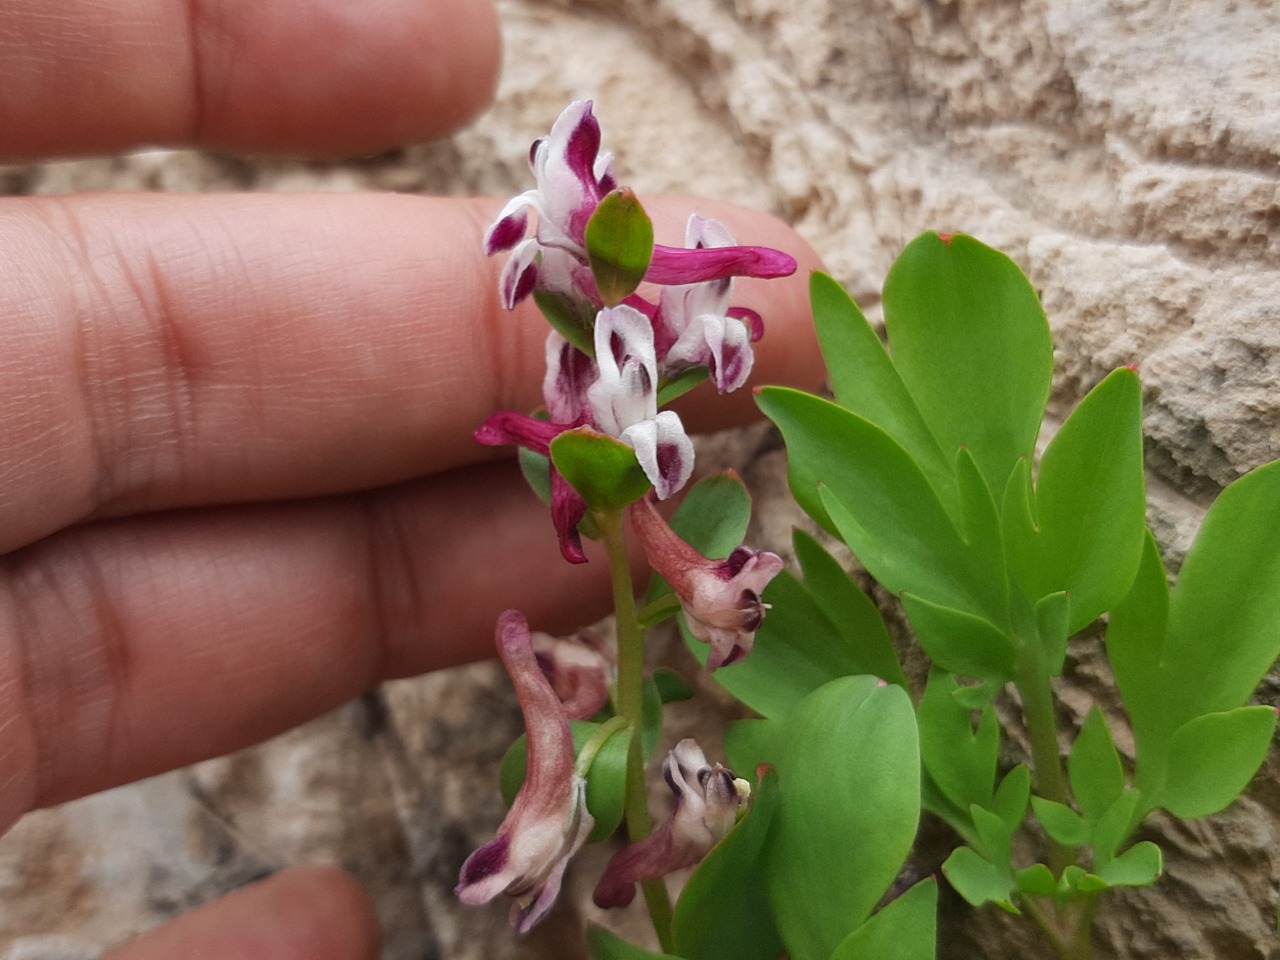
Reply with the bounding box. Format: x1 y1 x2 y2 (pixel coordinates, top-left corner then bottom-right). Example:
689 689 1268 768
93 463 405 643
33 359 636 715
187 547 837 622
0 0 827 955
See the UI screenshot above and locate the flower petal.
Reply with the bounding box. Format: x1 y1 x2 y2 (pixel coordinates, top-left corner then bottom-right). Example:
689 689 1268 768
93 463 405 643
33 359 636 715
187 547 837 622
499 238 541 309
588 304 658 436
474 411 564 457
621 411 694 500
645 243 797 285
702 314 755 393
543 332 598 424
485 191 538 254
551 470 589 564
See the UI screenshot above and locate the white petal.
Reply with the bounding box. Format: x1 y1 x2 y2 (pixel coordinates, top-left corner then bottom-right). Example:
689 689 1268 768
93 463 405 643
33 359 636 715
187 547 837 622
702 314 755 393
588 305 658 435
622 411 694 499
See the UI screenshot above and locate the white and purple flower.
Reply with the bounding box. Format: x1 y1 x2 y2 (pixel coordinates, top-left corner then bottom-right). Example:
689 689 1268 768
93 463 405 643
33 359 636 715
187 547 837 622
593 739 748 909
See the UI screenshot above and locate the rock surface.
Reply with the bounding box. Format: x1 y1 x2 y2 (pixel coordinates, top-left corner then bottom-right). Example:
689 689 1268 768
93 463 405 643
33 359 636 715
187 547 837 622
2 0 1278 958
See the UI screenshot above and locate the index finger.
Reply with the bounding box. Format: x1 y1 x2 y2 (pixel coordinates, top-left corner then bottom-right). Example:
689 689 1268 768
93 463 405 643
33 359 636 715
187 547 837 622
0 0 501 160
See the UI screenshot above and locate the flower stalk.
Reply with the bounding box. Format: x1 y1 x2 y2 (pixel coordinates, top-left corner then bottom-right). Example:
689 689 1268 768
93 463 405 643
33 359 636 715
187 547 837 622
599 507 675 950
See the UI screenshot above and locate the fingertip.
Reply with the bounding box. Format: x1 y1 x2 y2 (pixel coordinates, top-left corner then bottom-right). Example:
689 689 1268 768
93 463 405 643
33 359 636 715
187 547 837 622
101 865 382 960
193 0 504 153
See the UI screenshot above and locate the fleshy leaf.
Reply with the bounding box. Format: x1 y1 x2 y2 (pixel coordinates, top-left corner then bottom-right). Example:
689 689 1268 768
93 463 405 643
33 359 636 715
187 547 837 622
759 387 995 619
500 722 629 843
1069 708 1126 823
900 593 1017 681
1015 864 1056 897
1017 368 1146 630
585 188 655 306
551 427 651 511
588 925 682 960
656 366 710 407
792 529 906 686
723 718 783 787
918 669 1000 815
1035 591 1072 678
942 846 1019 914
673 767 785 960
533 289 595 357
810 271 955 516
1030 797 1090 847
1157 707 1278 819
881 232 1053 494
763 676 920 960
1094 841 1163 888
1091 790 1140 864
991 765 1032 833
828 878 938 960
652 668 694 704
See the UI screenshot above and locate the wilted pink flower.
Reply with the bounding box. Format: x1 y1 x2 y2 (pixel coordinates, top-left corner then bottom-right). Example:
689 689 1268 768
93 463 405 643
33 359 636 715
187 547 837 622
630 495 784 671
532 628 615 721
593 739 748 909
456 611 595 932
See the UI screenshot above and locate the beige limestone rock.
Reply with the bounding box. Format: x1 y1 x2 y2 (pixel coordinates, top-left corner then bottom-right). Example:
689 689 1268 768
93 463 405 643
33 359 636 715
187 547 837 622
2 0 1278 958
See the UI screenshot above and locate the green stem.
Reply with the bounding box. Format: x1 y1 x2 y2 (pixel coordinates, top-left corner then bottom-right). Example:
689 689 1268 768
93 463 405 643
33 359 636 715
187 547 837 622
1016 643 1074 878
1066 894 1099 960
599 509 675 951
1020 896 1069 959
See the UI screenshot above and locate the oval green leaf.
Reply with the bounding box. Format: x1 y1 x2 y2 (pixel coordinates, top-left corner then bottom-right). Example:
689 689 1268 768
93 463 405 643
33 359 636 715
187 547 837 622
586 188 655 306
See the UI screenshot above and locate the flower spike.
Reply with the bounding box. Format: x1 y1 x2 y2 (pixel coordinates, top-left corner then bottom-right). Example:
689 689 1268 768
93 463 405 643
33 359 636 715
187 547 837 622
456 611 595 931
629 495 784 670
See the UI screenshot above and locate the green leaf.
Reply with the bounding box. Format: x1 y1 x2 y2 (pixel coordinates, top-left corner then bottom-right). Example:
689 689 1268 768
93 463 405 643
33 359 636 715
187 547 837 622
1094 841 1162 888
1091 790 1140 864
723 718 783 787
1107 531 1169 756
551 428 650 511
499 722 630 843
1035 591 1072 677
810 271 956 515
951 679 1002 709
641 678 664 758
1015 864 1056 897
991 765 1032 832
674 767 785 960
1158 707 1278 819
758 387 992 618
1019 368 1147 630
588 925 683 960
518 445 553 507
1030 797 1090 847
1069 708 1126 822
533 288 595 356
901 593 1017 681
764 677 920 960
657 367 710 407
585 188 654 306
1158 459 1280 729
971 804 1014 868
918 670 1000 814
700 565 890 721
881 232 1053 493
828 878 938 960
652 668 694 704
792 529 906 686
942 846 1019 914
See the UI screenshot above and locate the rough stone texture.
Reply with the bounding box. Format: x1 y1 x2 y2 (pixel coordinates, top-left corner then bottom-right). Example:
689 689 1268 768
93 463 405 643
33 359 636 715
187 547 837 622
2 0 1279 958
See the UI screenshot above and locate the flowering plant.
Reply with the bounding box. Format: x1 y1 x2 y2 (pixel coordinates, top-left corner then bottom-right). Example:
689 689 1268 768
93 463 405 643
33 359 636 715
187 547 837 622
457 104 1280 960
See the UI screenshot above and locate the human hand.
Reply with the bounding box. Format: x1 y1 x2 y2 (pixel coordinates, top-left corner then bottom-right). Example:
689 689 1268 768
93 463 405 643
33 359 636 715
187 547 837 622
0 0 825 955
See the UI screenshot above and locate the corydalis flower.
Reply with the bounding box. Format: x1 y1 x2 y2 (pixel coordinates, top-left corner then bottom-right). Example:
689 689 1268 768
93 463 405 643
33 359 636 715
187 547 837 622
658 216 765 394
532 628 614 721
593 739 748 909
456 611 595 932
630 495 784 671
